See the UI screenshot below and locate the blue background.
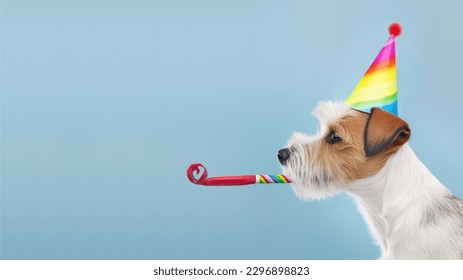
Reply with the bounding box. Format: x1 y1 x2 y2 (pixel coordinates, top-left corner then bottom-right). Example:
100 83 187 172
2 0 463 260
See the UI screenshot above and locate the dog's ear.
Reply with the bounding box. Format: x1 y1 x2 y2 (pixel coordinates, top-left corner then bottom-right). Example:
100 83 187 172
364 108 411 157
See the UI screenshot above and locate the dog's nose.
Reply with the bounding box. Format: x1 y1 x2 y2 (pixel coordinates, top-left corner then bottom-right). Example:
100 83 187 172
278 148 291 165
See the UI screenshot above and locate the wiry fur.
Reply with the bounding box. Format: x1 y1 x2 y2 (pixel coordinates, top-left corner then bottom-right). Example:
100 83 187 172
281 101 463 259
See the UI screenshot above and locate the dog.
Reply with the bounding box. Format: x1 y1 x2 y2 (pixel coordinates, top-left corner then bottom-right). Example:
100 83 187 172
278 101 463 259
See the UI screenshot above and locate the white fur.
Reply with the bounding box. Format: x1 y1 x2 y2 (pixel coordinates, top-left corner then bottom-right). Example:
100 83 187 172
312 100 357 132
283 101 463 259
347 144 463 259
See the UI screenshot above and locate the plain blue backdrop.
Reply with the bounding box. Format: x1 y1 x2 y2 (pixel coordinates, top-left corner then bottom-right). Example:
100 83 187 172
2 0 463 259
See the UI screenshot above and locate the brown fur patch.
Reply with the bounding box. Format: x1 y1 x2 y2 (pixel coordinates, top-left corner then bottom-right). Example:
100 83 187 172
309 108 411 183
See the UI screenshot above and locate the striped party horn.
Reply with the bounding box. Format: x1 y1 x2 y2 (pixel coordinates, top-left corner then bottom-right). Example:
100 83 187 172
187 163 292 186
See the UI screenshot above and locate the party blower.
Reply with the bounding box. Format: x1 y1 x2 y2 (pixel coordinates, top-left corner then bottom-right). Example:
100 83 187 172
187 23 402 187
187 163 292 186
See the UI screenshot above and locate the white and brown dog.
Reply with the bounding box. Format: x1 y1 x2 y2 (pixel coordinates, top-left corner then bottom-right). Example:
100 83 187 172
278 101 463 259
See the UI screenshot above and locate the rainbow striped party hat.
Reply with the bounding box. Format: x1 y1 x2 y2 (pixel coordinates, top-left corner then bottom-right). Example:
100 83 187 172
345 23 402 115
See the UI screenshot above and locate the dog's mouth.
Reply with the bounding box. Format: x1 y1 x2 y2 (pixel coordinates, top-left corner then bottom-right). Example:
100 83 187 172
279 146 335 187
308 172 334 185
288 170 335 188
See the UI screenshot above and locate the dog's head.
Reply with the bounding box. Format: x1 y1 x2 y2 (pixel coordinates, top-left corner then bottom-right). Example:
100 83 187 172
279 101 410 200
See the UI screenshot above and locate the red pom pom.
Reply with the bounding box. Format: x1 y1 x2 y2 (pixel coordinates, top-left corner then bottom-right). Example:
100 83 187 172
388 23 401 37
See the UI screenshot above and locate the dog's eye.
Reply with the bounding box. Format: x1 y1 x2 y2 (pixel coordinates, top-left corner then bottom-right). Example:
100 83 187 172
327 130 342 144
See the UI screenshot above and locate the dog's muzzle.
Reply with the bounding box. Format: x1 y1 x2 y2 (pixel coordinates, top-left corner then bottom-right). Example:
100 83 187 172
278 148 291 165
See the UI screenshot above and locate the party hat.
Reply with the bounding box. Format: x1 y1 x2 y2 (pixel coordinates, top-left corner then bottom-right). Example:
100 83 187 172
345 23 402 115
